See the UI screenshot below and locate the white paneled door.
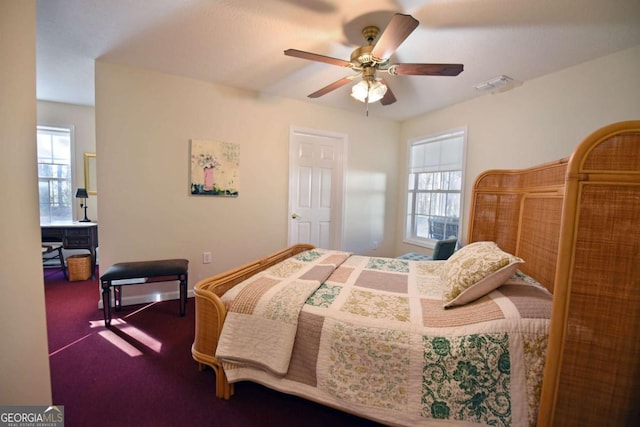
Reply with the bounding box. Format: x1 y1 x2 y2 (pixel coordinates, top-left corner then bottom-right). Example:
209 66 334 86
288 127 346 249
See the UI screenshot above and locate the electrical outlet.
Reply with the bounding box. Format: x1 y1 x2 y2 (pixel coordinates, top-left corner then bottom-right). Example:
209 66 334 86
203 252 212 264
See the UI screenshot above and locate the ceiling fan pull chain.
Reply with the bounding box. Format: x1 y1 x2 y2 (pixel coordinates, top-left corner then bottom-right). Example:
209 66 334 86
365 81 370 116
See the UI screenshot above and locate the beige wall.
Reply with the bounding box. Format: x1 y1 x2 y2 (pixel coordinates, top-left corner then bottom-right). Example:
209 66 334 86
0 0 52 404
38 101 98 221
396 44 640 256
42 44 640 306
95 62 399 302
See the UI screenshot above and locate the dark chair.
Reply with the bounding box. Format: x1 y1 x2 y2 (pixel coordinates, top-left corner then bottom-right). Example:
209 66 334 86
42 243 67 279
427 237 458 260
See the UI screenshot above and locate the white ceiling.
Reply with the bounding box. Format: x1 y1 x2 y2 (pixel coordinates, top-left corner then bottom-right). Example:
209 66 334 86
36 0 640 121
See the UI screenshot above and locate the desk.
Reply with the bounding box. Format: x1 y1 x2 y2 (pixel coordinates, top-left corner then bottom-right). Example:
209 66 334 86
41 222 98 279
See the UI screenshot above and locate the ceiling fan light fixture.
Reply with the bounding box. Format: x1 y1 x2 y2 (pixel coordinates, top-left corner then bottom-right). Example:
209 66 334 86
284 13 462 108
351 79 387 103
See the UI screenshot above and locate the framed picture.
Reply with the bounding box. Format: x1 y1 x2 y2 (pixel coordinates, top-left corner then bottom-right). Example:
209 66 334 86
84 152 97 195
190 139 239 196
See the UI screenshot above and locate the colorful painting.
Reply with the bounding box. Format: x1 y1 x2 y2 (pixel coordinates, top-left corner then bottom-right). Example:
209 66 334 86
190 139 239 196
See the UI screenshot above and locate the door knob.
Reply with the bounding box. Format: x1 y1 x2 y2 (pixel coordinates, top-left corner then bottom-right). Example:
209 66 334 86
291 213 299 219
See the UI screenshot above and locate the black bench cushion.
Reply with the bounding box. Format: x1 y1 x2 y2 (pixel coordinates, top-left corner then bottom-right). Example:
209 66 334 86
100 259 188 282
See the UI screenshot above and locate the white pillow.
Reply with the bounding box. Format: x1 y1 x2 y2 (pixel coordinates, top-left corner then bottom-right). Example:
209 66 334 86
442 241 523 308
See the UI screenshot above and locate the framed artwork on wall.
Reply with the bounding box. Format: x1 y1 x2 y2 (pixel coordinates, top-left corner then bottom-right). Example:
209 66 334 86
189 139 240 196
84 152 97 195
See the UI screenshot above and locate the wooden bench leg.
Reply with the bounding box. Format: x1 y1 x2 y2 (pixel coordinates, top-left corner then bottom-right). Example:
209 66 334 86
179 274 187 316
101 282 111 326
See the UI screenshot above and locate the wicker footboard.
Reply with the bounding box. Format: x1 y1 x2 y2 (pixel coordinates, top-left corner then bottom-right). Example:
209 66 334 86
191 243 315 399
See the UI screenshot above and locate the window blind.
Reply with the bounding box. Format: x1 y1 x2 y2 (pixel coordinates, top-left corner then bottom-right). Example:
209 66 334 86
410 130 464 174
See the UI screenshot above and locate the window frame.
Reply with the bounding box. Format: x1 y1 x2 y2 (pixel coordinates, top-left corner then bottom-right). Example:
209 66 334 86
403 127 468 248
37 124 76 224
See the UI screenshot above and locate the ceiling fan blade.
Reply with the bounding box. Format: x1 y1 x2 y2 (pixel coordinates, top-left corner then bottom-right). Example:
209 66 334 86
308 76 355 98
370 13 419 60
389 63 464 76
379 80 396 105
284 49 351 67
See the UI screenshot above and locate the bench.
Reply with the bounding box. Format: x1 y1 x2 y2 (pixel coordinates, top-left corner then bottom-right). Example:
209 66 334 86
100 259 189 326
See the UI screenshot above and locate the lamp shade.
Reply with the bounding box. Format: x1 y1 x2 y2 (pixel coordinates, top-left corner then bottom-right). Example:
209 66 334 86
350 79 387 103
75 188 89 198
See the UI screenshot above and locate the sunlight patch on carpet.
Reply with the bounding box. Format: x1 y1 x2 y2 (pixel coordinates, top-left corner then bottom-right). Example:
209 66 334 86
98 330 144 357
92 319 163 355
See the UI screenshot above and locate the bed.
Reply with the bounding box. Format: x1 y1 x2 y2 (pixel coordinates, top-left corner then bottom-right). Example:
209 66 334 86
191 121 640 426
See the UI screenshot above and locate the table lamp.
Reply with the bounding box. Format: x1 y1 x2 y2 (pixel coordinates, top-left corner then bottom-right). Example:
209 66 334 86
75 188 91 222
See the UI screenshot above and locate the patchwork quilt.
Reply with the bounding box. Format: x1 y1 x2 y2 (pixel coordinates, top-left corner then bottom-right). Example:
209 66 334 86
216 249 551 426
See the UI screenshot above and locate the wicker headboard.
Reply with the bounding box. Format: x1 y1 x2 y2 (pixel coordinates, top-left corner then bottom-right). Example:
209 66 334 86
469 121 640 425
540 121 640 426
468 158 567 293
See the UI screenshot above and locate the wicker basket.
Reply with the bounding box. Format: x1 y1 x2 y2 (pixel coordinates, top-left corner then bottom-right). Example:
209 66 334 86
67 254 92 281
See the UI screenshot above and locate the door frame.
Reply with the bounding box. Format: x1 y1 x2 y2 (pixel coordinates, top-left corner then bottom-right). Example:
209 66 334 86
288 126 347 250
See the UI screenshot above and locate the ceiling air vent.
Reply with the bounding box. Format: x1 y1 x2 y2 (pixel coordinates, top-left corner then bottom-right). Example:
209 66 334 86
474 75 517 94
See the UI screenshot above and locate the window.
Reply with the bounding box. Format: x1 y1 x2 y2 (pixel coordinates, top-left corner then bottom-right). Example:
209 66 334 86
405 128 466 245
37 125 73 223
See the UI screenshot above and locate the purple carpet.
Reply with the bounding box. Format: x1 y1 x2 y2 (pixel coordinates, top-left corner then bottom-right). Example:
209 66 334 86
45 269 381 426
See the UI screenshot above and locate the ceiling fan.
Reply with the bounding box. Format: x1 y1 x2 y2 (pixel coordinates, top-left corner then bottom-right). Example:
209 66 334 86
284 13 463 109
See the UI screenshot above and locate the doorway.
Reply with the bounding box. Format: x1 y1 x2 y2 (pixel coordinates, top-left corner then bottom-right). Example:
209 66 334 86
288 127 346 249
